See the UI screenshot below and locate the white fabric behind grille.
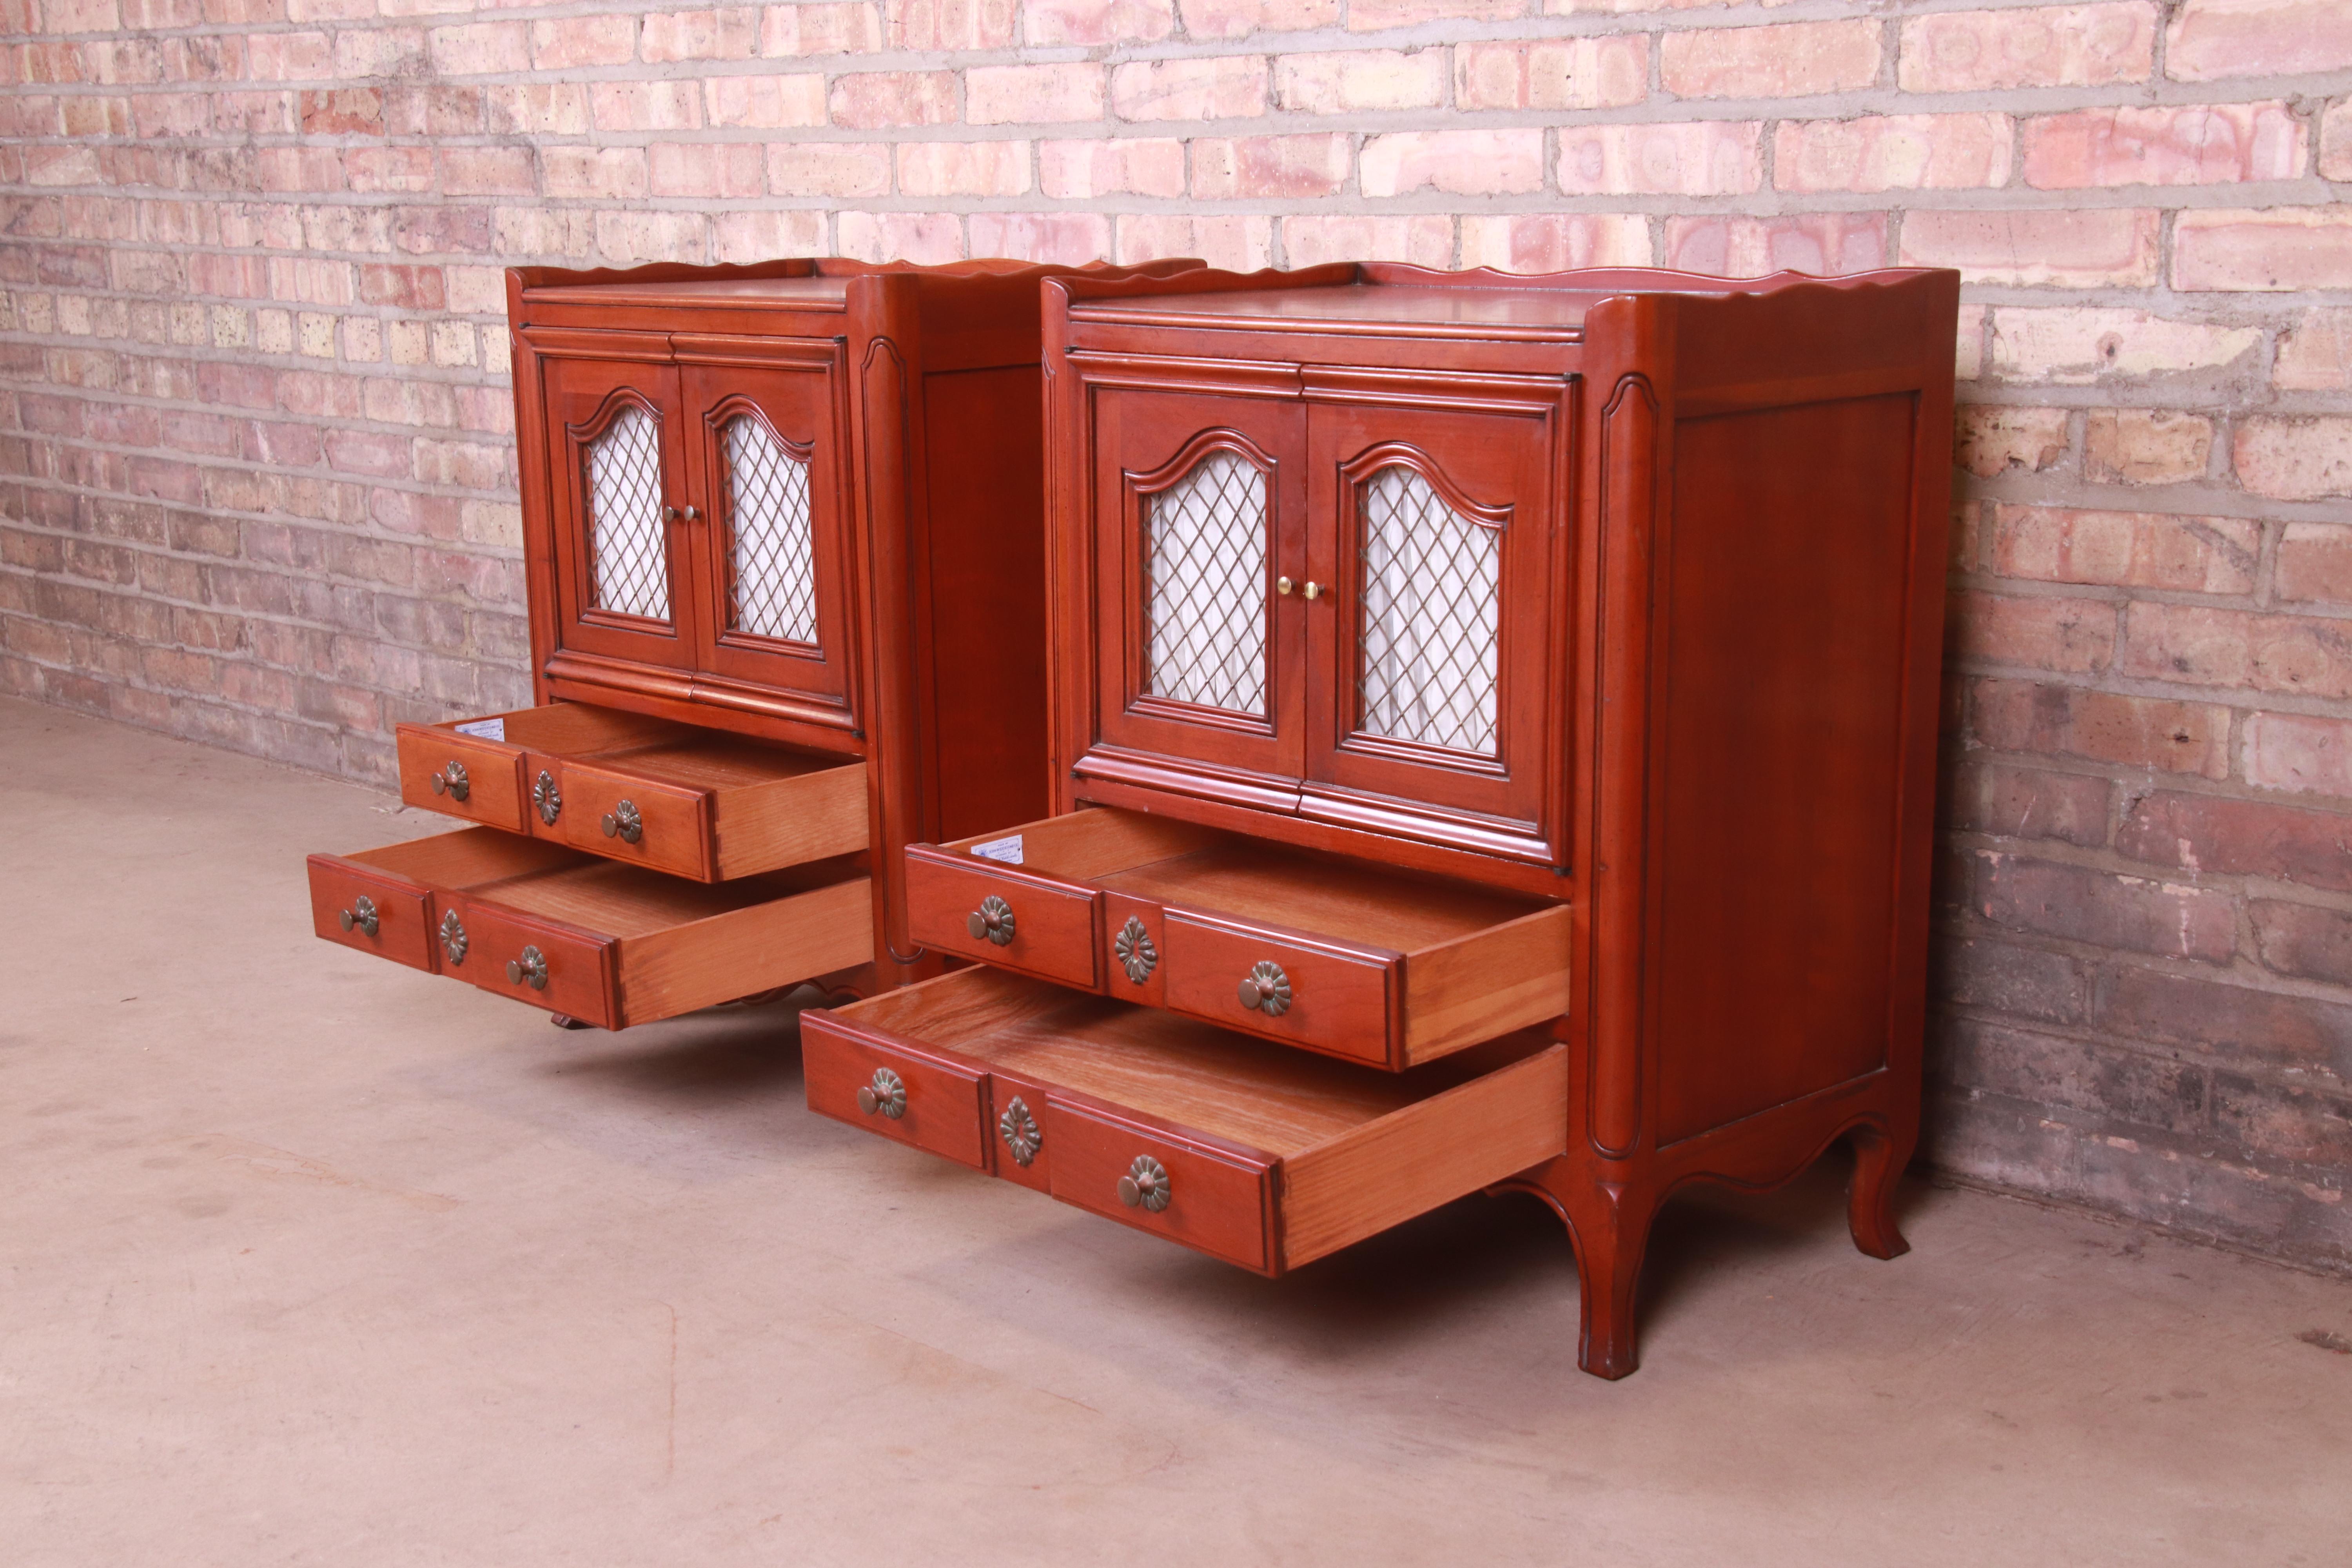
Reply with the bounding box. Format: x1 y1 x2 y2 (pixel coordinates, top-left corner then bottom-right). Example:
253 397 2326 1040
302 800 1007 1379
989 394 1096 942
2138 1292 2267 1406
1145 450 1267 717
584 405 671 622
1358 465 1501 755
724 416 820 645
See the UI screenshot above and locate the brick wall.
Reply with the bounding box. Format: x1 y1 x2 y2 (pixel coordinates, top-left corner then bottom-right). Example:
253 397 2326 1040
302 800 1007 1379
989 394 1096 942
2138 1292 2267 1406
2 0 2348 1268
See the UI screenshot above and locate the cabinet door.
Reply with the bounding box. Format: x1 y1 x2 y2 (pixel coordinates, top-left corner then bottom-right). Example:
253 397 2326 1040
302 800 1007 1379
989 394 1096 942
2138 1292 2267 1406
543 356 695 670
1093 388 1306 783
682 359 854 713
1303 402 1557 833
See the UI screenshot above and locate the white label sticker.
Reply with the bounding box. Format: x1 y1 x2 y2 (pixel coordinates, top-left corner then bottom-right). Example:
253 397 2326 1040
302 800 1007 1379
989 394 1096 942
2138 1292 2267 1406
453 717 506 742
969 834 1024 866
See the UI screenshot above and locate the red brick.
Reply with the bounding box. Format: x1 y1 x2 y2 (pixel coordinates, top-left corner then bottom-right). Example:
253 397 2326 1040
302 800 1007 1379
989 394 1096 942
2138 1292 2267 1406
1177 0 1334 37
1109 56 1259 121
1949 591 2118 674
1949 759 2113 848
1360 129 1543 197
827 71 955 129
298 87 379 136
1281 214 1453 269
2166 0 2352 81
2124 601 2352 700
1114 213 1272 271
1274 49 1444 113
1189 134 1348 200
1454 37 1648 111
1974 853 2236 964
762 1 887 53
1024 0 1175 46
880 0 1017 49
439 146 533 197
1775 113 2011 193
427 22 526 76
2275 309 2352 392
1662 212 1886 276
1558 121 1762 196
1987 307 2259 384
592 211 709 267
2174 209 2352 292
966 211 1112 265
2084 409 2212 485
649 141 764 198
2234 417 2352 501
707 74 827 128
895 140 1030 197
1459 214 1651 272
2245 713 2352 800
2250 900 2352 986
765 141 891 198
2277 523 2352 606
592 81 705 132
357 261 445 310
836 210 964 265
2324 99 2352 182
1993 505 2256 593
1900 209 2161 287
1899 4 2156 92
1933 938 2088 1025
1661 20 1881 99
1971 677 2231 778
1955 406 2070 479
531 16 635 69
1040 137 1185 198
2118 791 2352 892
2022 102 2304 189
640 8 759 62
1347 0 1519 25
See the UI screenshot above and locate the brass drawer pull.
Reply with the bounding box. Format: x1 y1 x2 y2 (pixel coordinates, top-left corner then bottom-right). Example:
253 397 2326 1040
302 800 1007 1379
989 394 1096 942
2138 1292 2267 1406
428 760 470 802
1114 916 1156 984
1238 960 1291 1017
998 1096 1042 1167
857 1067 907 1120
601 799 642 844
438 910 468 965
967 894 1015 947
533 769 561 825
1118 1154 1171 1213
337 894 379 937
506 945 548 991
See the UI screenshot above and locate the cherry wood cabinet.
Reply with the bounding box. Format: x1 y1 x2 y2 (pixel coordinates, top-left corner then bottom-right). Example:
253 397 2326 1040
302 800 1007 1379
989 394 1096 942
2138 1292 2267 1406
810 262 1960 1377
309 257 1196 1025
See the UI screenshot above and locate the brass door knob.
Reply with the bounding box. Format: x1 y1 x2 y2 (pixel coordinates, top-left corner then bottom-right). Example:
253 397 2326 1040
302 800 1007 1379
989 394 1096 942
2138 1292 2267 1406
1237 960 1292 1017
1302 581 1323 601
966 894 1015 947
682 505 700 523
1276 575 1294 595
856 1067 907 1120
663 505 681 522
532 769 561 825
428 760 470 801
337 894 379 937
1118 1154 1171 1212
507 945 548 991
601 799 642 843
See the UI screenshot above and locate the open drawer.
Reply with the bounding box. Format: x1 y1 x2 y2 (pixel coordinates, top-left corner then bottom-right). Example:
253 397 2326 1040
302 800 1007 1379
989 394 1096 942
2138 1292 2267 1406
306 826 873 1029
395 703 867 882
902 808 1571 1069
803 968 1568 1274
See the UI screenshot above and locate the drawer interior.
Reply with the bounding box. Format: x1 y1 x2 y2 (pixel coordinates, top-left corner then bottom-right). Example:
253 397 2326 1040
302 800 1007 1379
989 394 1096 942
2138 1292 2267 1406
940 808 1556 956
426 703 856 793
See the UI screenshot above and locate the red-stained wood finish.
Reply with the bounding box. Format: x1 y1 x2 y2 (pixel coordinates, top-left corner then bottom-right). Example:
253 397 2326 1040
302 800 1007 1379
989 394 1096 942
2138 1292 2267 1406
864 261 1951 1379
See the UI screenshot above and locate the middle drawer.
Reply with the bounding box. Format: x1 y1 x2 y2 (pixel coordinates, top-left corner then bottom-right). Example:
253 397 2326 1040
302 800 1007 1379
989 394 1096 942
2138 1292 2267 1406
902 808 1572 1070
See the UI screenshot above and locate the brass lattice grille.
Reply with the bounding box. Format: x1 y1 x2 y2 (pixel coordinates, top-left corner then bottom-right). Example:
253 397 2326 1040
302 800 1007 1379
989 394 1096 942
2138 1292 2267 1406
1144 450 1267 717
584 405 671 622
1358 465 1501 755
723 416 818 645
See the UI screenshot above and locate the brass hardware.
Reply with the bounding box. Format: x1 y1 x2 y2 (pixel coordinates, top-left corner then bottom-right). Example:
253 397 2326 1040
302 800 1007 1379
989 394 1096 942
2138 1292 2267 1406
438 909 468 965
1238 960 1292 1017
682 505 700 523
1303 581 1323 601
1118 1154 1171 1213
663 505 681 523
967 894 1016 947
532 769 561 826
1276 575 1294 596
857 1067 907 1120
601 799 642 844
998 1096 1042 1167
336 894 379 938
428 759 470 802
1114 916 1157 984
506 945 548 991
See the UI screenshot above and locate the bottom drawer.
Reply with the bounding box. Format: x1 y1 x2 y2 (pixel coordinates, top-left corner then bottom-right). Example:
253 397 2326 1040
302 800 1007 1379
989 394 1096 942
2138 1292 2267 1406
802 968 1568 1274
306 827 873 1029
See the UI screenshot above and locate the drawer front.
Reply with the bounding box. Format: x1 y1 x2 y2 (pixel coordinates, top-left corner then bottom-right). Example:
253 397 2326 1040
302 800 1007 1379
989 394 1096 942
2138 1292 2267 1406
555 762 713 880
1161 912 1399 1068
395 726 527 832
306 855 434 971
904 848 1102 990
804 1016 991 1169
1045 1098 1275 1273
441 898 617 1028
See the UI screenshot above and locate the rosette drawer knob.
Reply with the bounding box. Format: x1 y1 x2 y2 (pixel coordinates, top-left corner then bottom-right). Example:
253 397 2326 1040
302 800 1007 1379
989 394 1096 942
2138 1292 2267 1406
506 945 548 991
532 769 561 826
966 894 1016 947
601 799 642 844
1117 1155 1171 1213
438 910 468 965
857 1067 907 1120
336 894 379 937
998 1096 1042 1167
1237 960 1292 1017
427 760 470 802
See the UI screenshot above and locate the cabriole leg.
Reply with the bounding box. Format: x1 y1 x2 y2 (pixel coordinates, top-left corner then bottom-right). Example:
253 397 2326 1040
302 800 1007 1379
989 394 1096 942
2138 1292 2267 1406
1846 1120 1913 1261
1490 1163 1658 1381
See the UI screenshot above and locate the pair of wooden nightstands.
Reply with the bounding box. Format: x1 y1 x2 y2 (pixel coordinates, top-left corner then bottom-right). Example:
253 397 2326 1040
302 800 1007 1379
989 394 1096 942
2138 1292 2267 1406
310 257 1959 1377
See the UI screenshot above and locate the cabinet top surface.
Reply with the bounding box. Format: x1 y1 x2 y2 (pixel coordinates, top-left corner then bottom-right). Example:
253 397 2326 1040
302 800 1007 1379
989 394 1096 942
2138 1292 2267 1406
520 276 851 312
1071 284 1605 341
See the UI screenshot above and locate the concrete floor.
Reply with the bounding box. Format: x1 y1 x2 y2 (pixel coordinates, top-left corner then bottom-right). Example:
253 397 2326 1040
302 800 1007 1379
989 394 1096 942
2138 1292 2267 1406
4 693 2349 1566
